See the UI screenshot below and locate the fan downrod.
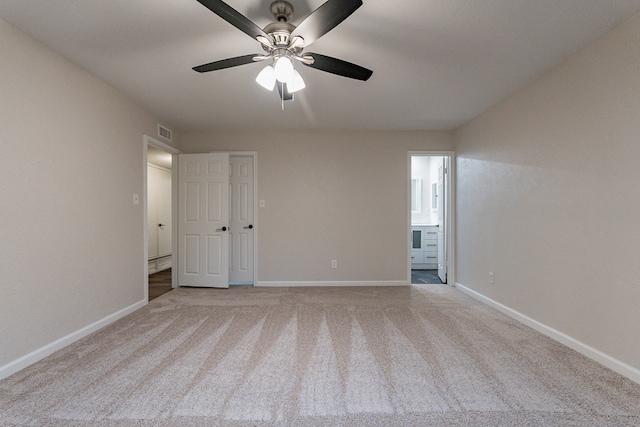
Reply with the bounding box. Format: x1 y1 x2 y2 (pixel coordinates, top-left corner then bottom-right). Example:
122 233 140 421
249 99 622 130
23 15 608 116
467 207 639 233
270 1 294 22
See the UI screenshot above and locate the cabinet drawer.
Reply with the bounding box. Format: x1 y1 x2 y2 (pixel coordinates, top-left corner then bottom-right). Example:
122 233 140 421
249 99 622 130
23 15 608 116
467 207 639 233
411 250 425 264
424 231 438 241
424 243 438 252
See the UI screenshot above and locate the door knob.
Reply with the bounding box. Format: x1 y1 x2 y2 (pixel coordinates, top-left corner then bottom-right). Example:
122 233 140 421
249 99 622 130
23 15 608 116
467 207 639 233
216 226 227 232
158 223 166 227
243 224 254 229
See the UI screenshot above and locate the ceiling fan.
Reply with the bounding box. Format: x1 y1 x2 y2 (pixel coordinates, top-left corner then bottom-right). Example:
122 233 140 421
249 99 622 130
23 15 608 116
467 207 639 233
192 0 373 101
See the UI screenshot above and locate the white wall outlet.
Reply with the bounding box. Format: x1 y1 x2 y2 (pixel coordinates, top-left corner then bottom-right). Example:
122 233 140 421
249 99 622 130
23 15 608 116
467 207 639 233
331 260 338 269
259 199 266 208
489 272 494 285
133 193 139 205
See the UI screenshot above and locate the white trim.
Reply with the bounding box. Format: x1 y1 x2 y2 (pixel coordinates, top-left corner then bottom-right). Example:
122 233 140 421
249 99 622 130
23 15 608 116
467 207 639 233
144 134 180 155
0 300 146 380
455 282 640 385
256 280 409 287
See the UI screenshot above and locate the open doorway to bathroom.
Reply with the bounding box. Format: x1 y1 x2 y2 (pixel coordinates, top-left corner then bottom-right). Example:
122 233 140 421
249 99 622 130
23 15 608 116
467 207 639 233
409 153 452 285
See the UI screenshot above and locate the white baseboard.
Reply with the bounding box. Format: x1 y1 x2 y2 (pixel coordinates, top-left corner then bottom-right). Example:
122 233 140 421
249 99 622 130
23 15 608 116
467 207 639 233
256 280 409 287
455 282 640 385
0 299 147 380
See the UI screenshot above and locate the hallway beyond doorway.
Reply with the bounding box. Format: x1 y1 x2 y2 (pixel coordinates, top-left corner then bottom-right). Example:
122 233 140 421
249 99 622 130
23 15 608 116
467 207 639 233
149 268 172 300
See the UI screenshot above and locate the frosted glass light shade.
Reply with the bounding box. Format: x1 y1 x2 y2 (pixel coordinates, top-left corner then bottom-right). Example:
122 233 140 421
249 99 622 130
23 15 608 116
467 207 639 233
274 56 294 82
256 65 276 90
287 70 306 93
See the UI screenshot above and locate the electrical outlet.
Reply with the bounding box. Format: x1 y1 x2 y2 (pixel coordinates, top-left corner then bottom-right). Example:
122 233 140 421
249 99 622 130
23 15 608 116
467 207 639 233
331 260 338 269
489 272 494 285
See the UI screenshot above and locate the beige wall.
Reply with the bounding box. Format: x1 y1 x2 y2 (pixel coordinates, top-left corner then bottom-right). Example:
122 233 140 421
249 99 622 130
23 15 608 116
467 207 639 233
455 14 640 372
181 131 453 283
0 18 179 371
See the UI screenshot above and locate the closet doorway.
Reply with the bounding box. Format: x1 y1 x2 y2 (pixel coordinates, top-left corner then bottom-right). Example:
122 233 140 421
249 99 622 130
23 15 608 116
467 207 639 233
175 152 257 288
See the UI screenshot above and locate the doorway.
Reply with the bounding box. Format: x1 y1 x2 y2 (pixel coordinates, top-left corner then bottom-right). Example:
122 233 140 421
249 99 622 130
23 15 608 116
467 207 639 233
176 152 257 288
144 135 181 301
147 147 172 275
409 153 454 285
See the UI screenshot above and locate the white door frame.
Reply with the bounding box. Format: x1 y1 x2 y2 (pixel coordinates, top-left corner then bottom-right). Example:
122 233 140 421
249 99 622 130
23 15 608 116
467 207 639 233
143 134 181 301
407 151 456 287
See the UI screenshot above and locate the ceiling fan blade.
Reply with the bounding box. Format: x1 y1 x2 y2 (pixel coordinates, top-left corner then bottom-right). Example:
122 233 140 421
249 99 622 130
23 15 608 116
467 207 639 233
193 54 262 73
196 0 269 41
292 0 362 47
277 81 294 101
303 53 372 81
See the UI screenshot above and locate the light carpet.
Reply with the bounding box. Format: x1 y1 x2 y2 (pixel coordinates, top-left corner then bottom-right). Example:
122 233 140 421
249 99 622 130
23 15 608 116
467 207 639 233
1 285 640 426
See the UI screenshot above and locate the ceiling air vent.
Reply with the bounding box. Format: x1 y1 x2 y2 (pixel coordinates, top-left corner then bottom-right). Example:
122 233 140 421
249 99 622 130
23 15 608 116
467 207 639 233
157 124 172 142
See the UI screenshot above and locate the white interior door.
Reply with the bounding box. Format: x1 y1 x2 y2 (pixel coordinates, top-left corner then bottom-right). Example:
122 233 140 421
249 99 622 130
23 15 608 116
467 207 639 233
178 153 229 288
229 155 254 285
437 158 447 283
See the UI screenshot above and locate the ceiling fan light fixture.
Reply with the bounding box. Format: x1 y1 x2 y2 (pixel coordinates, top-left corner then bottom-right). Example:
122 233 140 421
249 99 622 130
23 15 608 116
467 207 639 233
256 65 276 90
192 0 372 102
274 56 294 82
287 70 306 93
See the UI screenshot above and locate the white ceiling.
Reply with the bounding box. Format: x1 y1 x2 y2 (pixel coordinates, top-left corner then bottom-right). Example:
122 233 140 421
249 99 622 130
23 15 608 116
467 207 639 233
2 0 639 132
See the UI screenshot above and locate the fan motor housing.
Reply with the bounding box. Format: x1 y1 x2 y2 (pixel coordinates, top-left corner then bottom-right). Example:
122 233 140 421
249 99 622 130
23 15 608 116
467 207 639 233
264 21 295 46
